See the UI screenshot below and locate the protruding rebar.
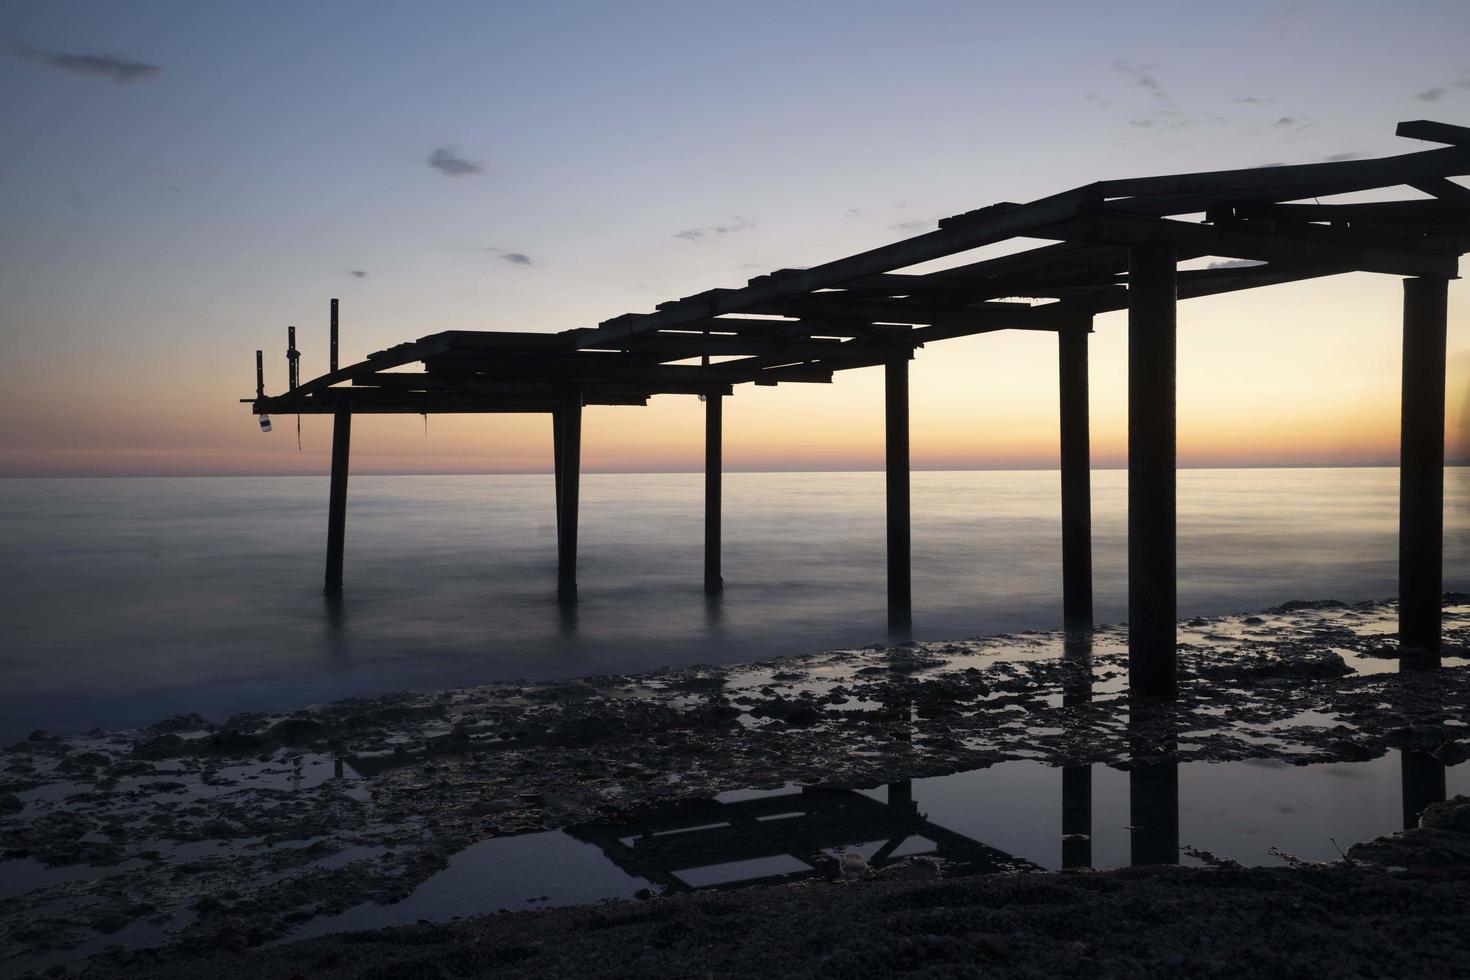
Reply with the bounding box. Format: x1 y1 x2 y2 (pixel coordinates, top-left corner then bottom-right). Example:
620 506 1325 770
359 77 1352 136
287 326 300 390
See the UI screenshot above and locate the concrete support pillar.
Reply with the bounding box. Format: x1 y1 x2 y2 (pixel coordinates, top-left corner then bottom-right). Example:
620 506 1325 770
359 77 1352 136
1128 243 1178 698
557 388 582 601
552 410 564 553
1059 317 1094 631
886 351 912 633
1399 276 1449 667
705 393 723 594
324 400 351 594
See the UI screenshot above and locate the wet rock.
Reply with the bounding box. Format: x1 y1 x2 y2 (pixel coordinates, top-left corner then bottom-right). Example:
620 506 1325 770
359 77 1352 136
1420 797 1470 834
131 734 186 760
266 719 327 745
875 856 945 881
198 729 273 756
748 698 824 725
963 931 1011 958
147 713 216 735
1270 599 1348 612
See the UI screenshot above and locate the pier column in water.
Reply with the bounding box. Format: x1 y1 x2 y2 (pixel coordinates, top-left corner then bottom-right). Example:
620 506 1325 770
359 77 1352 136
705 392 723 594
557 387 582 601
1058 314 1094 631
886 349 913 633
552 410 564 553
324 399 352 594
1399 276 1449 667
1127 243 1178 698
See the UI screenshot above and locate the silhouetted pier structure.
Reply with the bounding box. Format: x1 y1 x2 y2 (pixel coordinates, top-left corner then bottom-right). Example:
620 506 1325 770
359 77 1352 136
248 120 1470 697
566 783 1039 892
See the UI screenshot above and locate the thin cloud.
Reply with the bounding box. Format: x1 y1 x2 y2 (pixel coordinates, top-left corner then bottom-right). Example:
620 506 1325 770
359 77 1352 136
11 41 161 84
1207 259 1267 270
1415 75 1470 102
484 248 532 265
1113 60 1189 130
1231 96 1268 105
674 216 752 242
1321 151 1362 163
427 147 483 177
350 270 367 279
889 219 928 232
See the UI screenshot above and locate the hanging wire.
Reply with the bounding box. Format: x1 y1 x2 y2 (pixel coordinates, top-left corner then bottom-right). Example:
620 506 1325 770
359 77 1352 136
296 414 302 451
422 413 429 437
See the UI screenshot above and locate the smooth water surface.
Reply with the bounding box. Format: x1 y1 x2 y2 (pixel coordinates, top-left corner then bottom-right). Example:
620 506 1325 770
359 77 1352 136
2 467 1468 741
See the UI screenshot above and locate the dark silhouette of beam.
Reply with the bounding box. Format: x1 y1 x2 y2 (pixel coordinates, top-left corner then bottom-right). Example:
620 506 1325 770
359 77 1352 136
552 410 564 555
1059 316 1093 631
324 400 351 595
557 388 582 601
886 350 912 633
1400 276 1449 667
1128 242 1178 698
705 393 723 594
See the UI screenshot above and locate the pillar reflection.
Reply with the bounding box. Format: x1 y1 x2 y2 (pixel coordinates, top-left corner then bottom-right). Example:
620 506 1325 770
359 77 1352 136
1401 749 1446 830
1061 630 1093 869
1128 702 1179 866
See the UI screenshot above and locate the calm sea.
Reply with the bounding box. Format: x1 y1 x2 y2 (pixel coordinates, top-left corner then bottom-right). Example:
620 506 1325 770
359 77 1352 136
2 467 1467 743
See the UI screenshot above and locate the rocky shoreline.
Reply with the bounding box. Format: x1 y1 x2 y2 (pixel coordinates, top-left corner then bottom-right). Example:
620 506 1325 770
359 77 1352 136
4 597 1470 976
87 795 1470 979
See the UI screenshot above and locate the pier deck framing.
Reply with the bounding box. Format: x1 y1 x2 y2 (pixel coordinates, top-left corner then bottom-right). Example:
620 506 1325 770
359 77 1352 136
247 119 1470 696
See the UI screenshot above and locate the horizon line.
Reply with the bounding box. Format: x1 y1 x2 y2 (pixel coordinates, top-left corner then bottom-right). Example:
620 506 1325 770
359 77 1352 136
6 460 1470 480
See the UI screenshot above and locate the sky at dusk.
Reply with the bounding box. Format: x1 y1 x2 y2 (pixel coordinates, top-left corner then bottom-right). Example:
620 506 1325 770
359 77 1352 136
3 0 1470 477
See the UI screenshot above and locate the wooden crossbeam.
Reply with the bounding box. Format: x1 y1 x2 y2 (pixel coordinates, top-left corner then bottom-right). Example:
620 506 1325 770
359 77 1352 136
613 332 885 362
741 296 1047 329
1397 120 1470 147
250 390 650 414
1051 212 1459 278
579 185 1101 344
1410 178 1470 206
420 353 834 386
1234 199 1470 224
353 371 733 398
1099 144 1470 201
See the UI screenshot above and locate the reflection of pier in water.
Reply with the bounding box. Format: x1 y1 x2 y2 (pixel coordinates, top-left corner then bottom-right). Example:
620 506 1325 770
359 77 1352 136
567 782 1039 893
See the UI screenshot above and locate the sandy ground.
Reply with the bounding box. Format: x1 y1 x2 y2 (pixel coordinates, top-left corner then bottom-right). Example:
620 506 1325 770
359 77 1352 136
80 795 1470 979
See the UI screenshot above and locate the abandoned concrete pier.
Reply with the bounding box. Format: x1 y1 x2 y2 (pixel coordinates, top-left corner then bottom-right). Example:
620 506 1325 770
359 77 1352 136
249 119 1470 698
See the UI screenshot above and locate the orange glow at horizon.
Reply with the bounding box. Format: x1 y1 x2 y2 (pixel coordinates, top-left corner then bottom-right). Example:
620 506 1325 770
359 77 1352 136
3 273 1467 478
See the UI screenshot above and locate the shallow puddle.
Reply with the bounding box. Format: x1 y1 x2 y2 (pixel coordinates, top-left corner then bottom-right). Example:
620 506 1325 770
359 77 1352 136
272 752 1468 948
